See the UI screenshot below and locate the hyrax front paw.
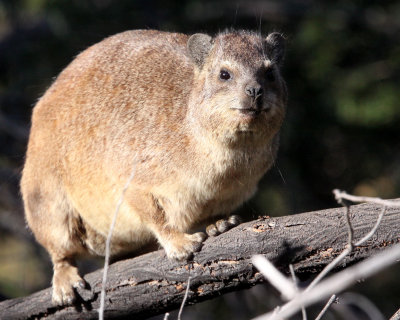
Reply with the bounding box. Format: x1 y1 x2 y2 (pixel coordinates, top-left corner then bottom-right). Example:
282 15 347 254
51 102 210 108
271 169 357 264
52 264 86 305
164 232 207 261
206 215 242 237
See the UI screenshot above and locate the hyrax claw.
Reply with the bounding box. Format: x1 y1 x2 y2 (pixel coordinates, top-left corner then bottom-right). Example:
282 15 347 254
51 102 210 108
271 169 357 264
73 279 87 289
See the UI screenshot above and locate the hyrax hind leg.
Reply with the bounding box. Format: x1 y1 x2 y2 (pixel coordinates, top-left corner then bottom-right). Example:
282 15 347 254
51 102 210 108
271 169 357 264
22 183 87 305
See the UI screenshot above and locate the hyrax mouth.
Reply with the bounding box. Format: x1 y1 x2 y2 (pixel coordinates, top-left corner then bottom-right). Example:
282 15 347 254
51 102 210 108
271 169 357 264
230 107 266 118
238 108 261 116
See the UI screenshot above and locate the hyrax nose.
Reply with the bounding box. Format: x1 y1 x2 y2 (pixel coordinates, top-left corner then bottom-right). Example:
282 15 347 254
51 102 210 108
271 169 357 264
245 84 263 98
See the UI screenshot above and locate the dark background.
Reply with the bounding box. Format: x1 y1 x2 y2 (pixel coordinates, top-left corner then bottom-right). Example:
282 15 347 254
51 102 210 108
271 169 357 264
0 0 399 318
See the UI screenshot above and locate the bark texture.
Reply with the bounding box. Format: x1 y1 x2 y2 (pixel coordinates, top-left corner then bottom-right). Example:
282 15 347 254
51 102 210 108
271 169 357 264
1 202 399 319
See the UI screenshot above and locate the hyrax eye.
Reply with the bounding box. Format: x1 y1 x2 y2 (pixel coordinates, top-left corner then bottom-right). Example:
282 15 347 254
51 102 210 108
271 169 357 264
219 69 231 81
266 68 275 81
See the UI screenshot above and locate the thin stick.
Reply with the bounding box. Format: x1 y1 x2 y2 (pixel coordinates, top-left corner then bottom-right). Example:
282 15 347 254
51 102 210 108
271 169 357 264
252 255 297 300
163 312 170 320
254 190 391 320
288 264 297 285
389 307 400 320
305 202 356 292
296 191 387 313
306 195 386 292
253 244 400 320
314 295 337 320
177 274 191 320
289 264 307 320
98 167 137 320
343 205 354 250
355 206 386 246
333 189 400 207
305 248 351 293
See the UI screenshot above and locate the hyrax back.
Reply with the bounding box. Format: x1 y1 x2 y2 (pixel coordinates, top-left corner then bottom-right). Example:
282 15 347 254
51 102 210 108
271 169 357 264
21 29 287 304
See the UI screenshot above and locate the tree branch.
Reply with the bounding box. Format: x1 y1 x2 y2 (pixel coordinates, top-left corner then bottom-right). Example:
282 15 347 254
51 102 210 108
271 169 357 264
1 202 399 319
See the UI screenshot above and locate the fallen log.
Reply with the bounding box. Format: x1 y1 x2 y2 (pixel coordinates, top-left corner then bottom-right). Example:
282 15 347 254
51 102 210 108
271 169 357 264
1 202 399 319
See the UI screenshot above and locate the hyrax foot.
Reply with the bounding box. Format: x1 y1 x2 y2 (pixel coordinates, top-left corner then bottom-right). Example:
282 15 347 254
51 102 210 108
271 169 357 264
164 232 207 261
206 215 242 237
52 261 86 305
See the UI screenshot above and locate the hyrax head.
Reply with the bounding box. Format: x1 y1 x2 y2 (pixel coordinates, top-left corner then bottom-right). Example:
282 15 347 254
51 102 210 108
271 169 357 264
187 30 287 145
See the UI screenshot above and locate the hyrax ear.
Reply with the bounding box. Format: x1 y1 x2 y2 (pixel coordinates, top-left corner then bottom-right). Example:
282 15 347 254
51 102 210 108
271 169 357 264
265 32 286 66
187 33 213 68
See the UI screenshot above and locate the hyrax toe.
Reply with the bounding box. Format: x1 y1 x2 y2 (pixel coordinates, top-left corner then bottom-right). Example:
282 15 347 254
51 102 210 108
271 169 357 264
228 215 242 227
215 219 231 233
206 223 220 237
191 231 207 243
165 232 207 261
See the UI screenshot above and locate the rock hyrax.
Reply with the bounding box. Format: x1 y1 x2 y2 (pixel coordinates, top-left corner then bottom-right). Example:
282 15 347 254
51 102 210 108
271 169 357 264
21 29 287 305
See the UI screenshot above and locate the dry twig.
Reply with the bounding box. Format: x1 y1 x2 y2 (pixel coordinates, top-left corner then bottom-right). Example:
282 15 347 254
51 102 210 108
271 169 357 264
177 275 191 320
99 166 137 320
289 264 307 320
252 190 396 320
253 244 400 320
314 295 336 320
390 308 400 320
333 189 400 208
252 255 296 300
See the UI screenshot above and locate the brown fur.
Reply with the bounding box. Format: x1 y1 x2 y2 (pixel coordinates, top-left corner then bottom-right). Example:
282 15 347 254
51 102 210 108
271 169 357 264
21 29 287 305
